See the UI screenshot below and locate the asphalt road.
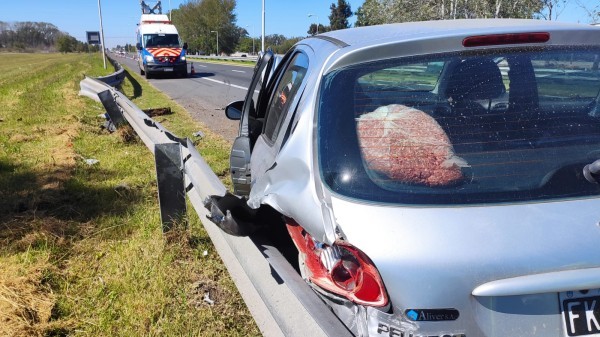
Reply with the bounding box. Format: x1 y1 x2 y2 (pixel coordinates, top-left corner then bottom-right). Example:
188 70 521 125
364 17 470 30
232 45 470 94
115 53 254 141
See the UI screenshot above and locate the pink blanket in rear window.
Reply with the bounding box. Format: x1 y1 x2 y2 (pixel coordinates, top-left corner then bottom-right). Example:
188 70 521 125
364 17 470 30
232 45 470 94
356 104 467 187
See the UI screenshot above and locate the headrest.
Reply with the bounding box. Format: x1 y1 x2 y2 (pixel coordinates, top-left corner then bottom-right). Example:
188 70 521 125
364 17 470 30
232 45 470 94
446 58 505 101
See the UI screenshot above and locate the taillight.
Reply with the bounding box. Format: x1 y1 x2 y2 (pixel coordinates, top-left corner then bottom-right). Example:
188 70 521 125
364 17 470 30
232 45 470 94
462 32 550 47
287 221 389 307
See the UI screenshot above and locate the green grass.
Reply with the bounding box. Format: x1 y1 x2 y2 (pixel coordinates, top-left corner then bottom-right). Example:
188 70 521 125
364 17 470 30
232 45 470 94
0 52 258 337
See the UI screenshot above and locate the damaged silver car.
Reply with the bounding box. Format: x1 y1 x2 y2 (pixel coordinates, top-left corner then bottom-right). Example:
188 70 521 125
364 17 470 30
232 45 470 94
208 19 600 337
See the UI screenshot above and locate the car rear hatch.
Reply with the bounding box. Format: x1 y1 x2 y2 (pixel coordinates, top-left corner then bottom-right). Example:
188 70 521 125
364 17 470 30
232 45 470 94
331 196 600 337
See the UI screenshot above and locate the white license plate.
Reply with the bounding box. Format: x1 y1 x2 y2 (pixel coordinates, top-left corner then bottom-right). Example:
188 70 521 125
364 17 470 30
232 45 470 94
560 289 600 336
164 68 173 72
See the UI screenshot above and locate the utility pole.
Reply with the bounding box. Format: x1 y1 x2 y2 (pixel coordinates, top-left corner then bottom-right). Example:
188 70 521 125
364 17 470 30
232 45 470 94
98 0 107 69
211 30 218 56
261 0 265 53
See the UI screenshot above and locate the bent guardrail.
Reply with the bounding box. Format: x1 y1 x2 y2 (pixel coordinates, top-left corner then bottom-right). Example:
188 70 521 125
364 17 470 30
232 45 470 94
95 55 126 88
78 69 352 337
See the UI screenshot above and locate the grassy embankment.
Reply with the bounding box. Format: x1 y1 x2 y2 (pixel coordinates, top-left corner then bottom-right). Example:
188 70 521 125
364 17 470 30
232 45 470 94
0 52 259 336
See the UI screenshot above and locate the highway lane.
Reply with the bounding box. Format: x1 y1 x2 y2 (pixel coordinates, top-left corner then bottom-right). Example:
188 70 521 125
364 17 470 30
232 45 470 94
115 53 255 141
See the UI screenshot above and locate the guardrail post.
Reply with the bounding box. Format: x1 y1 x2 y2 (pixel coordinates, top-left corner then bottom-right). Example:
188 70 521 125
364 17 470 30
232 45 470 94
98 90 126 128
155 142 187 231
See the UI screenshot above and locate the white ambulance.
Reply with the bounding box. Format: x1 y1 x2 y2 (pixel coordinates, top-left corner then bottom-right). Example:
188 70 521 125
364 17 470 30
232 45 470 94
136 10 187 79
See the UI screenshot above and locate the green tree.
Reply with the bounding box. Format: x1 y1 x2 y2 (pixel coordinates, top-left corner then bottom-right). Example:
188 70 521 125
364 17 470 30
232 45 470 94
329 0 353 30
56 34 74 53
275 37 302 54
307 23 330 36
237 36 254 53
355 0 382 26
171 0 238 55
0 21 63 51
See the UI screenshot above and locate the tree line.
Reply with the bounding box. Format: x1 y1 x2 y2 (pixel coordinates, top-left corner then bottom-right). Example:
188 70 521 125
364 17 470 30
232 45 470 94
171 0 598 56
0 21 97 53
3 0 597 55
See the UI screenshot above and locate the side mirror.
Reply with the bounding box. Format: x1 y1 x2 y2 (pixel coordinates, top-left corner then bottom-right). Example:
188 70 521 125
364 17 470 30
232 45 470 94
183 42 188 50
225 101 244 120
136 43 142 50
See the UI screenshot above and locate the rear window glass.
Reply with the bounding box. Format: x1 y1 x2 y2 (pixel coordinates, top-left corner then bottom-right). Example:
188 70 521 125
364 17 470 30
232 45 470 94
318 47 600 205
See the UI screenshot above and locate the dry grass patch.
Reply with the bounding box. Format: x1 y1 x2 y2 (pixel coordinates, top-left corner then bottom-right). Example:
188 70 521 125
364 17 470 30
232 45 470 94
0 254 61 337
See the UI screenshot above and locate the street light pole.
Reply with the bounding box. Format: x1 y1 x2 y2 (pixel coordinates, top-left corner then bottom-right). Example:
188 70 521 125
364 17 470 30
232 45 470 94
308 13 319 35
261 0 265 53
211 30 218 56
97 0 106 69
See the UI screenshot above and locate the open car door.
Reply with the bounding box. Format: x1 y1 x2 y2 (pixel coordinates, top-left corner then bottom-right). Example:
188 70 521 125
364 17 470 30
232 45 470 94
226 50 277 196
209 51 279 236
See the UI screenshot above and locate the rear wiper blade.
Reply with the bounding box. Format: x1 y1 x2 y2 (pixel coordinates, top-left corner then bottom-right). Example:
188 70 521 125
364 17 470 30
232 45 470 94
583 159 600 183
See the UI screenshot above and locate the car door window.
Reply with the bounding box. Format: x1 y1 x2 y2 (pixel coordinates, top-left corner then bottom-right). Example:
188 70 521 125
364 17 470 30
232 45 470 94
240 51 275 137
263 52 309 142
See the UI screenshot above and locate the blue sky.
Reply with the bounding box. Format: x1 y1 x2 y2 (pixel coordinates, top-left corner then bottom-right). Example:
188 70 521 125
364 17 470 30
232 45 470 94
1 0 597 48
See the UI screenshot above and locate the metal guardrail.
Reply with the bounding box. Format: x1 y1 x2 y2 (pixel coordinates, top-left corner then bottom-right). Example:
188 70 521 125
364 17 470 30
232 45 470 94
78 64 353 337
95 56 126 87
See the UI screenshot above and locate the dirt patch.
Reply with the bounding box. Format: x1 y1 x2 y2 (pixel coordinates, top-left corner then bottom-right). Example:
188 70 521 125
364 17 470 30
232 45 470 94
189 275 225 308
117 124 139 143
9 134 37 143
0 216 78 252
143 107 173 117
0 258 57 337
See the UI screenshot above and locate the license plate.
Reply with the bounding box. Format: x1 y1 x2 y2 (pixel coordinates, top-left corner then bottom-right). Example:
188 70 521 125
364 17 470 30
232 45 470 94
164 68 173 72
560 289 600 336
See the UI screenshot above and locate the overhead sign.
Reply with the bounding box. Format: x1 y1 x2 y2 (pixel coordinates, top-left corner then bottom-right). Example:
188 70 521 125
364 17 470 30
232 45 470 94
86 31 101 45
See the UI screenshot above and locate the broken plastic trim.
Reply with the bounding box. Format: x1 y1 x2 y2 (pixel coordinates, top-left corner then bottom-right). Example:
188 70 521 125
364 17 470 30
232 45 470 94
204 193 286 237
204 193 264 236
287 220 389 307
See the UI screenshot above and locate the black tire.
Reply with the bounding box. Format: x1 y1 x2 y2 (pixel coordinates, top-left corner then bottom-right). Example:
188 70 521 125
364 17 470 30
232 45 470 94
140 66 145 76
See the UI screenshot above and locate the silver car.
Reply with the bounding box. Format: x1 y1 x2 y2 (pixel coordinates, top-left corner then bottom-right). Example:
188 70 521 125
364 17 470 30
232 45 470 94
211 19 600 337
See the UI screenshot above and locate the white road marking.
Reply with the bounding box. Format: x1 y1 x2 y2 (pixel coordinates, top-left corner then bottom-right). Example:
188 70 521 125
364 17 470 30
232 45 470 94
231 70 245 73
201 77 249 91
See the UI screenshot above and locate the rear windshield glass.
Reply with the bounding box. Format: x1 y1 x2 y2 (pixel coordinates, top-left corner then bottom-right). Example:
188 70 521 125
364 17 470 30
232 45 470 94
318 47 600 205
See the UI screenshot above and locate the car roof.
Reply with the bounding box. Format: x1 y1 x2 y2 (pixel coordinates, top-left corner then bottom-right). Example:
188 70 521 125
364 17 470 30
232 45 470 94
317 19 597 48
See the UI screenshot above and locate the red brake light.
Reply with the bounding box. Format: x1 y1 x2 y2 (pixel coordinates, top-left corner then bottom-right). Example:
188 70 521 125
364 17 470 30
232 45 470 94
286 222 389 307
462 32 550 47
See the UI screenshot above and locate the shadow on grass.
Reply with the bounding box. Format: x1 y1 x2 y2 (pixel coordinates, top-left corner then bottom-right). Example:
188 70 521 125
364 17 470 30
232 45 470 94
124 70 143 99
0 159 146 253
